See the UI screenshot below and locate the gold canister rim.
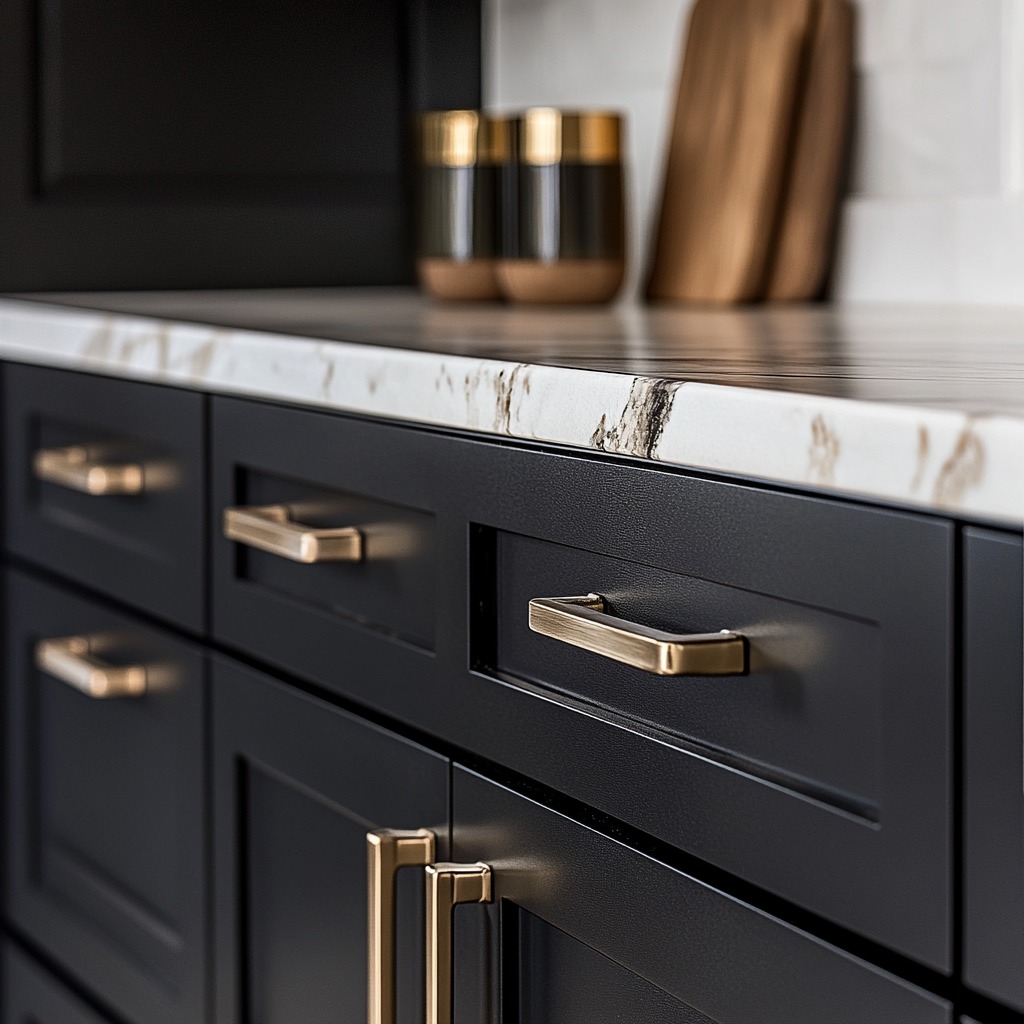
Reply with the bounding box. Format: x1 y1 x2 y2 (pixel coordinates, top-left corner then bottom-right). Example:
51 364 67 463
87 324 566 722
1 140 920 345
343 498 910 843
419 110 511 167
516 108 623 165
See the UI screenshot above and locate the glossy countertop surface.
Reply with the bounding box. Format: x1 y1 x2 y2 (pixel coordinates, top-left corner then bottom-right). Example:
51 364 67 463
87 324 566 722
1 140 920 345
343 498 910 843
1 288 1023 524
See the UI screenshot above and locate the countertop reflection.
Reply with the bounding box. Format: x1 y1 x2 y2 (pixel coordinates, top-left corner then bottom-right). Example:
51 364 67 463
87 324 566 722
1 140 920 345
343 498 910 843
22 288 1024 416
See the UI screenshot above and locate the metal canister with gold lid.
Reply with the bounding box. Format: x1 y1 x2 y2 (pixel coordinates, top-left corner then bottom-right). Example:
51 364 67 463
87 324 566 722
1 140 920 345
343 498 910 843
416 110 508 301
498 109 626 304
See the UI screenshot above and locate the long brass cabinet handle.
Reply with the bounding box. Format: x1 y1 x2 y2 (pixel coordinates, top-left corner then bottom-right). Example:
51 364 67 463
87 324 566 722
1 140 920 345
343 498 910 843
33 445 146 495
366 829 435 1024
425 862 492 1024
35 635 148 699
223 504 363 564
528 593 747 676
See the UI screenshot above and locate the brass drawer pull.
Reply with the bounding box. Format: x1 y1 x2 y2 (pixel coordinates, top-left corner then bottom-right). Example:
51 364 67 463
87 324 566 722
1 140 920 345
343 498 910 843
528 593 747 676
35 635 148 699
367 829 435 1024
223 504 364 564
425 862 492 1024
33 445 146 495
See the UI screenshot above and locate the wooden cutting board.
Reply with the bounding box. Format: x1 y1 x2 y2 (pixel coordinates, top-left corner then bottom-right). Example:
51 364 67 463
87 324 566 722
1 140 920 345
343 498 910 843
765 0 855 301
646 0 815 304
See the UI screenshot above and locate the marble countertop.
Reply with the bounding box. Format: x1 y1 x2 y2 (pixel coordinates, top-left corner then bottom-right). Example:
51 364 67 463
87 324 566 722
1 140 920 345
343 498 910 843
1 287 1023 525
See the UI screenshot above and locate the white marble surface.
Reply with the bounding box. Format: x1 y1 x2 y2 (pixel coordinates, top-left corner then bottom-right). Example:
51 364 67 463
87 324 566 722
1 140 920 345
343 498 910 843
2 289 1024 526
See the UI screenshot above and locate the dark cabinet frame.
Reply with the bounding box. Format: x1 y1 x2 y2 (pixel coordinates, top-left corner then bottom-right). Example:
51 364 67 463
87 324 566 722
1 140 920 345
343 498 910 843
0 0 481 290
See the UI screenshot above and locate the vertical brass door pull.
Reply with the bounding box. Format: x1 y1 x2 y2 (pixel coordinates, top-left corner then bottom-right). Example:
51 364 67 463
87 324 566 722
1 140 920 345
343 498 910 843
33 445 147 495
425 862 492 1024
367 829 435 1024
223 504 364 563
35 635 148 699
528 593 748 676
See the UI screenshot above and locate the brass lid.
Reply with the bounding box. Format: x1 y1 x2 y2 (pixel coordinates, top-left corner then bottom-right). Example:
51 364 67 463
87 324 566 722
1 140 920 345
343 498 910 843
419 110 511 167
516 109 623 165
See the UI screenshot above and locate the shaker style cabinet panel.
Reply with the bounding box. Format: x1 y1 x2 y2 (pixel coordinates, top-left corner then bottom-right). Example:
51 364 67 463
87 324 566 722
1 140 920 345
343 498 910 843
3 943 114 1024
213 658 449 1024
457 440 954 970
4 363 206 632
963 528 1024 1011
211 397 444 710
4 569 208 1024
446 768 952 1024
0 0 480 289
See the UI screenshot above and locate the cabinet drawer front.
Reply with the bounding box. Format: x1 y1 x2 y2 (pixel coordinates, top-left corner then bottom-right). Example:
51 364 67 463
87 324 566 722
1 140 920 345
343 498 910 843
462 444 953 970
4 364 205 631
5 569 207 1024
451 768 951 1024
213 658 449 1024
963 528 1024 1011
212 397 441 703
3 944 114 1024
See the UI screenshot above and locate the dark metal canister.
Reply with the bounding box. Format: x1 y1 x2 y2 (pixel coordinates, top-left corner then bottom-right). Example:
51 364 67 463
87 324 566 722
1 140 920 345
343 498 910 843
416 110 509 301
499 109 625 304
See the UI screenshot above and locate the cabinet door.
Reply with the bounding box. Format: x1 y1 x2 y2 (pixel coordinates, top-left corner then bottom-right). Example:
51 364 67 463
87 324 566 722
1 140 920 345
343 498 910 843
448 768 952 1024
963 528 1024 1010
0 0 479 289
213 658 449 1024
5 569 207 1024
3 944 114 1024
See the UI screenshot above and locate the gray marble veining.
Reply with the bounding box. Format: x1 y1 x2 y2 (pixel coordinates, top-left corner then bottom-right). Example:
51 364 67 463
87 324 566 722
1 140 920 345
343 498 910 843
2 288 1024 524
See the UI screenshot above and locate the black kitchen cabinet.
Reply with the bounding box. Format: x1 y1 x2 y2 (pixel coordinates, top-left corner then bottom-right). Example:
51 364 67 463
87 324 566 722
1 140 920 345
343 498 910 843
0 343 1020 1024
4 363 206 632
3 943 115 1024
447 767 952 1024
458 438 954 970
211 396 443 705
963 528 1024 1011
0 0 480 290
212 658 449 1024
4 569 208 1024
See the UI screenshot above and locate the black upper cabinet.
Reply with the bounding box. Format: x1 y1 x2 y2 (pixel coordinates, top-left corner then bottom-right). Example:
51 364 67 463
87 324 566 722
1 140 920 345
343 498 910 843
0 0 481 290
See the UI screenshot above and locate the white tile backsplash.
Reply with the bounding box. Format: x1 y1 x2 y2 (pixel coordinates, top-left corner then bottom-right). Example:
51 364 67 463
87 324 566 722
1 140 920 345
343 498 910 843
486 0 1024 304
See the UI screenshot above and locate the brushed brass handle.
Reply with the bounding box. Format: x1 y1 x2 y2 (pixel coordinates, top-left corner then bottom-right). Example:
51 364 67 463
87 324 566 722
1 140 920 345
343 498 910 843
33 445 146 495
528 593 747 676
35 635 148 699
367 829 435 1024
425 862 492 1024
223 504 363 564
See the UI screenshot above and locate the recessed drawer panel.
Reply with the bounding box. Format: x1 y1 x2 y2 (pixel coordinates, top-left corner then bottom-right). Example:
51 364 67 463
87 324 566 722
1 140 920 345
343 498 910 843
5 569 207 1024
496 532 883 818
463 445 954 971
963 528 1024 1011
3 944 115 1024
4 363 205 631
212 396 440 704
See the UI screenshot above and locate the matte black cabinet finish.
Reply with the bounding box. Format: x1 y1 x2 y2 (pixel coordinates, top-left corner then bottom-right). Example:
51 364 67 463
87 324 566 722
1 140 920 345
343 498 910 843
213 658 449 1024
4 364 205 632
963 528 1024 1011
212 397 442 711
211 397 954 970
4 569 207 1024
450 768 952 1024
0 0 481 289
3 944 114 1024
459 441 954 971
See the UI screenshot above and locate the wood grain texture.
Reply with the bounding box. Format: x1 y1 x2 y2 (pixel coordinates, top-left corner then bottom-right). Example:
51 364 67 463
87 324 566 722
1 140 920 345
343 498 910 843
765 0 855 301
647 0 814 305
